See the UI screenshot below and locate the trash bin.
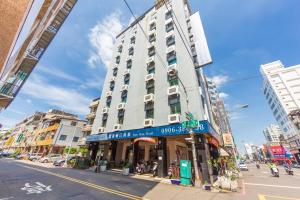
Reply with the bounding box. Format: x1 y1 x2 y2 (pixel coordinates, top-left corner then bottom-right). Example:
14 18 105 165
180 160 192 186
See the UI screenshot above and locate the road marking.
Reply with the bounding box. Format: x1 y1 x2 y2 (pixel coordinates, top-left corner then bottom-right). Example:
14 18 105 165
245 183 300 189
242 180 246 195
258 194 300 200
20 165 147 200
0 197 14 200
21 182 52 194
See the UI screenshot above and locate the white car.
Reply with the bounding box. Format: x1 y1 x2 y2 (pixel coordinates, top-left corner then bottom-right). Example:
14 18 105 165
39 154 62 163
238 162 248 171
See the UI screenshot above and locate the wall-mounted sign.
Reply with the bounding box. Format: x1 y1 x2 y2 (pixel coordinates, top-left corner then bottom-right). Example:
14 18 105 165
223 133 234 147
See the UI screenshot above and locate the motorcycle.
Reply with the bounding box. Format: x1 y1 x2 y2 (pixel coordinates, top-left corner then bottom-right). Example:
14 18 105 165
136 162 145 174
271 167 279 177
284 166 294 175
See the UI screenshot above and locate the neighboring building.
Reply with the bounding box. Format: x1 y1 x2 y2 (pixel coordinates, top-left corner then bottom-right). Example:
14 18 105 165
0 0 77 110
0 0 33 75
80 97 100 146
261 60 300 137
30 109 86 155
87 0 220 182
263 124 284 146
244 143 254 160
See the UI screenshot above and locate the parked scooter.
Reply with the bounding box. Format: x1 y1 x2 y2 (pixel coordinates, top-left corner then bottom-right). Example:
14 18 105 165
152 161 158 177
136 162 145 174
271 166 279 177
284 166 294 175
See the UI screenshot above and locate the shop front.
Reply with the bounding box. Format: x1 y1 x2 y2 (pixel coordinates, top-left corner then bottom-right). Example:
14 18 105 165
87 120 221 183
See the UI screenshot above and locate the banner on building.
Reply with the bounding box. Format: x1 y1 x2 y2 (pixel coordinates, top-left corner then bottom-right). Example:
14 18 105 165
223 133 234 147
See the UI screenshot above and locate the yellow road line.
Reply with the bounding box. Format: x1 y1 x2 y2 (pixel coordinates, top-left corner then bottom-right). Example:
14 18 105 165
258 194 300 200
21 165 148 200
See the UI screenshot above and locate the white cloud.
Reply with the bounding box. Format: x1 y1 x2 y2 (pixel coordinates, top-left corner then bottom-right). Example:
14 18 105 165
22 74 91 115
38 65 82 83
88 10 124 69
210 75 229 88
26 99 32 104
219 92 229 99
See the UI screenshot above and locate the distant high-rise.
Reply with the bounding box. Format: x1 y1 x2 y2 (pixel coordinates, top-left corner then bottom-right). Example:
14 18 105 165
263 124 283 146
261 60 300 137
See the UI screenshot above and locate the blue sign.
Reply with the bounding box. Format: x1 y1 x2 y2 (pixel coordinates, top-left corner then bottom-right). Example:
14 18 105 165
86 120 220 142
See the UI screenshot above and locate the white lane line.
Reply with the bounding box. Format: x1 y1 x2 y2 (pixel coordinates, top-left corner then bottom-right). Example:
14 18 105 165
244 183 300 189
0 197 14 200
242 180 246 195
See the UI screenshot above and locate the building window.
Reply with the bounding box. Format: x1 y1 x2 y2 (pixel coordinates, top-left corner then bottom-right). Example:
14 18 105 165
124 74 130 85
118 110 125 124
127 60 132 69
59 135 67 141
102 114 108 127
71 121 77 126
116 56 120 64
148 46 155 57
128 47 134 55
146 80 155 94
169 97 181 114
130 36 136 44
165 22 174 32
167 51 176 65
113 68 118 76
121 91 128 103
145 102 154 118
193 55 199 66
168 74 179 86
165 10 172 20
149 33 156 43
106 96 112 107
147 61 155 74
149 22 156 31
110 81 115 91
118 45 122 53
73 137 79 142
166 35 175 47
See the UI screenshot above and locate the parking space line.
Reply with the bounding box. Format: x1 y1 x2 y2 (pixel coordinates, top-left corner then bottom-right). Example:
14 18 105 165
258 194 300 200
20 165 147 200
245 182 300 189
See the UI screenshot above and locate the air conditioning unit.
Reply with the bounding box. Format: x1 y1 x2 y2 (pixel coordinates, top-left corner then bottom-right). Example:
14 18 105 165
110 77 116 82
167 86 179 96
144 93 154 103
147 56 155 64
165 30 175 38
123 69 130 76
121 84 129 91
166 45 176 53
165 18 173 25
102 107 109 114
144 119 154 127
105 91 112 97
145 73 154 82
98 127 105 133
168 114 181 124
147 41 155 48
112 64 118 70
167 63 177 74
126 55 133 61
117 103 126 110
113 124 122 131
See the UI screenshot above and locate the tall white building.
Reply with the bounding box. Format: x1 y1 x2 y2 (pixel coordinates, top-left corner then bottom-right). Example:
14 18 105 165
263 124 283 145
261 60 300 137
87 0 221 181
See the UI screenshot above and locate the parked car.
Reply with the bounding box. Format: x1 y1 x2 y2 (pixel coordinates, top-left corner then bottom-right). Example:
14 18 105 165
28 153 43 161
16 154 29 160
0 152 11 157
53 156 77 166
238 162 249 171
39 154 62 163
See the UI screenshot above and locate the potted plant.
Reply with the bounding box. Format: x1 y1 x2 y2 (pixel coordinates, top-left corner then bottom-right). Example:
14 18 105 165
99 160 108 172
122 162 132 176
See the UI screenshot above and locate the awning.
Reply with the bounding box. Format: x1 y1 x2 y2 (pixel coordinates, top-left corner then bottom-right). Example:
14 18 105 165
220 148 230 157
133 137 157 144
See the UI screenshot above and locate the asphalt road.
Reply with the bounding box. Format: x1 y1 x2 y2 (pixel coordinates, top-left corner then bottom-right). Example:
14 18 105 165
238 163 300 200
1 158 300 200
0 159 158 200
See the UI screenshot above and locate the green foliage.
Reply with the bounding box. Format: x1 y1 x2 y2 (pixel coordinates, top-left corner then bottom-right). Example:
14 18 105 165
207 156 239 181
122 162 132 169
78 147 88 155
64 147 78 154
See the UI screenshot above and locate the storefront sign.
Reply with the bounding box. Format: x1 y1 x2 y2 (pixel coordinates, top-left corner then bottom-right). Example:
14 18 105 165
86 120 220 143
222 133 234 147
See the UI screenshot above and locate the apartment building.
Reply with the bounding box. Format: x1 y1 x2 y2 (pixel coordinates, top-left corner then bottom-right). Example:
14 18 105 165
261 60 300 137
87 0 221 182
263 124 284 146
0 0 77 110
80 97 100 146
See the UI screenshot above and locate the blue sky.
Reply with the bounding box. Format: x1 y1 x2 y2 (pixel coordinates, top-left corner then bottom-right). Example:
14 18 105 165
1 0 300 151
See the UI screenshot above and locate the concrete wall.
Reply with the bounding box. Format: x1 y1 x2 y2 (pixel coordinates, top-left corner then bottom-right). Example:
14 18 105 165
52 124 84 148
